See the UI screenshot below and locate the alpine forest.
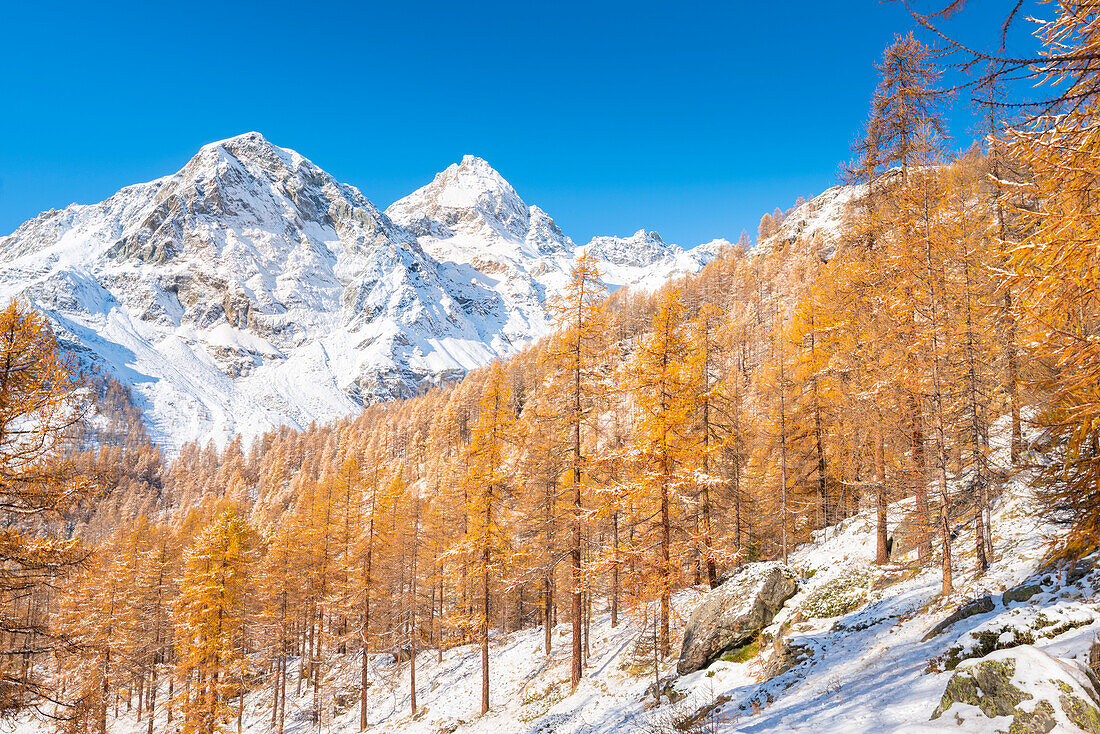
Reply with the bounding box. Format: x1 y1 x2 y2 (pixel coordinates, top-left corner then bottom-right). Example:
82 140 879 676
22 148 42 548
2 3 1100 733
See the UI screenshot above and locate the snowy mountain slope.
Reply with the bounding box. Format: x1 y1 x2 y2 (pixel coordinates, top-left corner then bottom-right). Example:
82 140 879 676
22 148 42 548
757 184 862 260
0 134 518 449
0 135 726 450
385 155 575 340
386 155 721 301
27 469 1096 734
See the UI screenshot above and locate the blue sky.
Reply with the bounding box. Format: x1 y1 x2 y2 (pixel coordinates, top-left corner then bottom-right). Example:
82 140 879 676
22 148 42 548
0 1 1022 247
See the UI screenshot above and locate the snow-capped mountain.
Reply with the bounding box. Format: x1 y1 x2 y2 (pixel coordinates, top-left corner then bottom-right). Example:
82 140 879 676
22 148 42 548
385 155 575 342
387 156 722 296
581 229 724 292
0 134 726 450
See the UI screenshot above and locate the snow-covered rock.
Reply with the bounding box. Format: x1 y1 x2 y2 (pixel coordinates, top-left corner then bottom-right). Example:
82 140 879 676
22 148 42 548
756 184 862 259
930 646 1100 732
943 602 1100 670
385 155 574 342
0 136 727 451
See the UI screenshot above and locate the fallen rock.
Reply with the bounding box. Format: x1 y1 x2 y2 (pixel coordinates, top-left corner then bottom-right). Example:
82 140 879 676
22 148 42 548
931 645 1100 733
941 600 1100 671
676 561 798 675
1036 553 1100 586
923 594 995 640
762 634 819 680
1003 582 1043 604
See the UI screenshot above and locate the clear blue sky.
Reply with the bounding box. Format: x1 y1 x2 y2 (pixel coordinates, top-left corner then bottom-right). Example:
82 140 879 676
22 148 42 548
0 1 1017 247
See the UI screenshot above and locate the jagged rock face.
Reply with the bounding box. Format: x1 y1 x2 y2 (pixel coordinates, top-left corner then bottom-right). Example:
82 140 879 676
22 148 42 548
585 229 678 267
387 155 571 259
0 134 505 449
756 185 861 263
386 155 578 342
582 229 718 292
677 562 798 675
0 136 728 451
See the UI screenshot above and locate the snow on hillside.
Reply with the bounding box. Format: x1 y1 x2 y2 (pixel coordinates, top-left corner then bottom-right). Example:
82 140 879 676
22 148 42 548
757 184 862 260
31 468 1095 734
0 136 728 452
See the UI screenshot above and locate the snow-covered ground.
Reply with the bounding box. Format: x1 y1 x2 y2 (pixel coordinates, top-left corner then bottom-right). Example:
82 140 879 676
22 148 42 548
26 469 1095 734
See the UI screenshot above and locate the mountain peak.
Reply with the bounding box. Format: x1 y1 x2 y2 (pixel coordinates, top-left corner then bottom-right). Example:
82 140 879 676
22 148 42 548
202 130 270 150
437 155 521 209
458 153 495 170
183 131 316 188
0 135 727 452
386 156 531 246
585 229 681 267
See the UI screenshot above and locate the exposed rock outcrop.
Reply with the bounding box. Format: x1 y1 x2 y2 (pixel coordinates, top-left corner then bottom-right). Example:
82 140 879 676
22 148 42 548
932 646 1100 733
677 562 798 675
923 595 995 640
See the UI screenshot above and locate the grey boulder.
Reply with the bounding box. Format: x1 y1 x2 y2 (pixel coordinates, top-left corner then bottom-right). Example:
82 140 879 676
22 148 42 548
677 561 798 675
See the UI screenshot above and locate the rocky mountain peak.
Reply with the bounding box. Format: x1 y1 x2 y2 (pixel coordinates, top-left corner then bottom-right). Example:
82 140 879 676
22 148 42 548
387 155 530 245
584 228 682 267
0 135 728 451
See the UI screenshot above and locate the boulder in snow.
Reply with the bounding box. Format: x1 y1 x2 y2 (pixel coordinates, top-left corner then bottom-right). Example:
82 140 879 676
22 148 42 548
931 645 1100 732
1003 582 1044 604
676 561 797 675
1091 637 1100 679
923 594 995 641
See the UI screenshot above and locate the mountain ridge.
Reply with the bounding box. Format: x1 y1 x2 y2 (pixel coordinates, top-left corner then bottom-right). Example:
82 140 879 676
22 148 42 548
0 132 732 450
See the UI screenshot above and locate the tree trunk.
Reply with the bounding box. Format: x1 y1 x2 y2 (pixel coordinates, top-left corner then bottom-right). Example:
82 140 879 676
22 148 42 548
611 511 620 624
571 465 582 690
659 472 671 658
910 395 932 563
875 418 889 565
481 540 490 715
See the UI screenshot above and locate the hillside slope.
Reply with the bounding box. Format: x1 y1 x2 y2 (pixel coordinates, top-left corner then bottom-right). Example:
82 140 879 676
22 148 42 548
47 469 1097 734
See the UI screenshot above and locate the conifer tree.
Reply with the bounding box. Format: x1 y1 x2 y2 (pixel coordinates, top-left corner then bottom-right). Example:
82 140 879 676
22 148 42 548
0 301 93 711
175 508 257 734
1004 7 1100 549
627 286 694 657
543 252 610 689
460 362 514 714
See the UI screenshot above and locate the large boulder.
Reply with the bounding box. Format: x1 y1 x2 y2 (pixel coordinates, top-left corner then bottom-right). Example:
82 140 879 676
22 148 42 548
677 561 798 675
931 646 1100 733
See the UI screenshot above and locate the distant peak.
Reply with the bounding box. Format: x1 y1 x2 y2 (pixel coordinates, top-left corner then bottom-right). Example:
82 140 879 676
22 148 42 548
201 131 271 152
448 155 509 185
460 154 490 167
395 155 523 215
185 132 313 182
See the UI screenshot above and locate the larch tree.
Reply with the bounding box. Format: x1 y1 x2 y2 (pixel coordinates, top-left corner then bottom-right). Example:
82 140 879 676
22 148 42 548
1003 5 1100 552
174 508 257 734
542 251 610 690
855 33 946 572
460 362 515 714
0 301 93 712
627 285 694 658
